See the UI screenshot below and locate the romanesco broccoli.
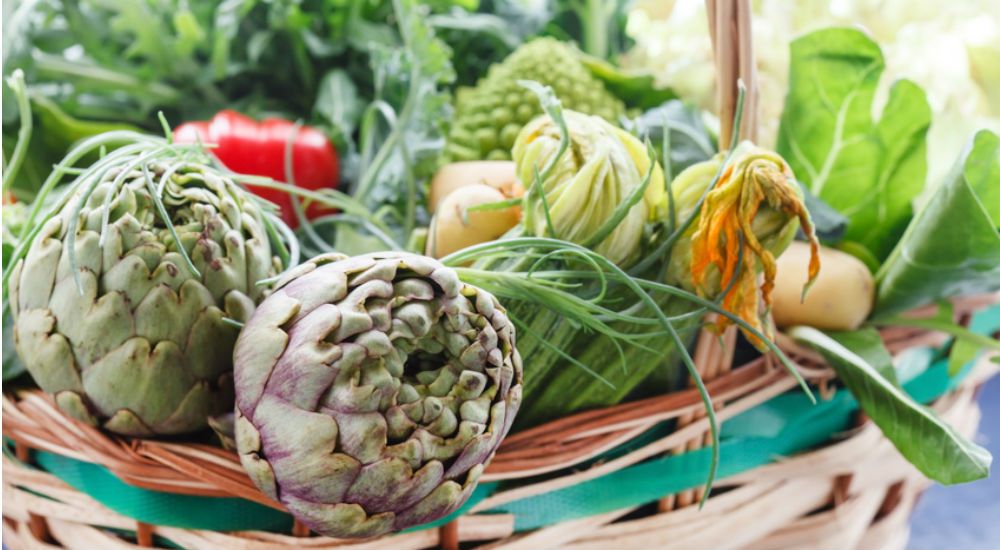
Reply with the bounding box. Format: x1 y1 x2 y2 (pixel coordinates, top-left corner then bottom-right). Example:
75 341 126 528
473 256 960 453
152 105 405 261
444 38 626 162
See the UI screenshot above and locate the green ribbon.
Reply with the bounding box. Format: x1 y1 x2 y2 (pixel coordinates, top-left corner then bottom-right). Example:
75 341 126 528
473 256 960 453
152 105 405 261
10 305 999 537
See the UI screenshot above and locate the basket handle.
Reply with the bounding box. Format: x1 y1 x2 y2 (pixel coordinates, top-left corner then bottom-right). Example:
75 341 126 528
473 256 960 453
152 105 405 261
706 0 759 147
655 1 758 512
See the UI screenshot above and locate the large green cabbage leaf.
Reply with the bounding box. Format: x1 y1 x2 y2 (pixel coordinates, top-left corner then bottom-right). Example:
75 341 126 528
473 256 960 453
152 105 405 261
777 28 931 261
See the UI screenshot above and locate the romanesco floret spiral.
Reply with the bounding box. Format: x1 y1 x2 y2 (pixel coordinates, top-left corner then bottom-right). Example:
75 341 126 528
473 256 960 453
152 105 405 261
444 38 626 162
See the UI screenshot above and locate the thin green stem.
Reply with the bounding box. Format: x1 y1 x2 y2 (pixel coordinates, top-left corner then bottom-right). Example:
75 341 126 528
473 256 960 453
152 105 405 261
33 51 181 104
661 116 676 234
2 70 32 194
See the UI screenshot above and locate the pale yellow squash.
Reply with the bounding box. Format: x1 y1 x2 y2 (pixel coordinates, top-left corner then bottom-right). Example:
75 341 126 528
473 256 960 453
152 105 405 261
428 161 522 213
426 184 520 259
772 241 875 331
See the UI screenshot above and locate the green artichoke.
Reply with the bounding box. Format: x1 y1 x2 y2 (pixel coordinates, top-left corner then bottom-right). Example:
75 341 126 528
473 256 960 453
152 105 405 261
8 141 285 436
233 252 522 538
444 38 626 162
513 109 665 266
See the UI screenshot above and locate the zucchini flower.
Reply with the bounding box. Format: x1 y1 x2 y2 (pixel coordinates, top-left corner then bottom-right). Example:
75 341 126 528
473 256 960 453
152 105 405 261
512 110 665 266
668 142 820 347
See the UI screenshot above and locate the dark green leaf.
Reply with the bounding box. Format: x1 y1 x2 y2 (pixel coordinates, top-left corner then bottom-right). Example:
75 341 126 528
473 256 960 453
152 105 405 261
546 0 631 59
624 100 716 175
777 28 931 261
875 130 1000 314
789 325 991 485
800 184 848 244
834 240 881 274
580 55 677 110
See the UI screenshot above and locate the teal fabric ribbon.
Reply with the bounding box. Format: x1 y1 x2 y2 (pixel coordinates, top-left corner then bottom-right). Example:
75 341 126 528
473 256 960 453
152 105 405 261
10 305 999 535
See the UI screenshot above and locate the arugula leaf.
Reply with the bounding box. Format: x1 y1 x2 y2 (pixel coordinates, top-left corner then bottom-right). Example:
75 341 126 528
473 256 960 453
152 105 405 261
777 28 931 261
428 10 519 49
314 69 363 141
875 130 1000 315
335 0 455 253
427 9 523 87
789 325 991 485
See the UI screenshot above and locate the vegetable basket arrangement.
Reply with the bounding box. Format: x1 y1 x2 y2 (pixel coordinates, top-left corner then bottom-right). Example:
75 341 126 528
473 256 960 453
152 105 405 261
2 0 999 548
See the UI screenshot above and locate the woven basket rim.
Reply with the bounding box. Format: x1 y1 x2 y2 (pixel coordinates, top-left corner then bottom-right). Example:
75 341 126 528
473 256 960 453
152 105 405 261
3 294 994 515
4 346 993 550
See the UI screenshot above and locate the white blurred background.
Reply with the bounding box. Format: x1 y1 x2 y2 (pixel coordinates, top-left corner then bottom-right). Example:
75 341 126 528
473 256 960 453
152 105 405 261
624 0 1000 188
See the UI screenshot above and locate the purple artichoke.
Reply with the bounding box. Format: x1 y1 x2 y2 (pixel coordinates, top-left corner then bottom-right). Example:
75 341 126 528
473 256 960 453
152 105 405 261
233 252 523 538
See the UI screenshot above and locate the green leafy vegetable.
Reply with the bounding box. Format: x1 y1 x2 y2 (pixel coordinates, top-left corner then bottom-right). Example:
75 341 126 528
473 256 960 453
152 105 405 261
351 0 454 216
948 337 981 378
427 9 521 86
826 328 898 386
579 55 677 110
789 325 991 485
540 0 632 60
313 69 363 144
875 130 1000 314
800 185 848 244
869 302 1000 355
624 99 716 175
777 28 931 261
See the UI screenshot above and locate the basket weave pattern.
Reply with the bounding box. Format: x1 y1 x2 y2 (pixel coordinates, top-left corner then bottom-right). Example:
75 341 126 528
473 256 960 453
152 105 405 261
3 295 997 549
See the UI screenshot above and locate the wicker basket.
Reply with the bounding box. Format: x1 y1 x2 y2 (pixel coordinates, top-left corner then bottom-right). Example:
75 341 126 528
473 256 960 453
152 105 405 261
3 1 997 549
4 295 997 550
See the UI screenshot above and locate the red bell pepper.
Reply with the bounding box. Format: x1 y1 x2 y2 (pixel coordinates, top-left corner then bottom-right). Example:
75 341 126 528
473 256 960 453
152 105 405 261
174 110 339 228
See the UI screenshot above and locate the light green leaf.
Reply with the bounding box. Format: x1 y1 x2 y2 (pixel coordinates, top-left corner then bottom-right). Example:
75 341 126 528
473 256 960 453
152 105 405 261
579 55 677 110
948 338 980 377
869 301 1000 354
777 28 931 261
172 10 206 57
826 328 898 386
875 131 1000 314
789 325 991 485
